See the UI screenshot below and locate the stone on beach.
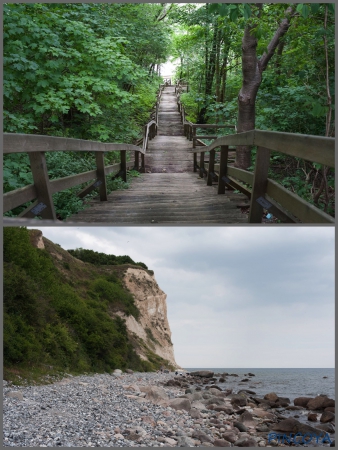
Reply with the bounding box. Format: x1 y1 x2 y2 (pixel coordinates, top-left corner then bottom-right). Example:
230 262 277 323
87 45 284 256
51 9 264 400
271 418 327 436
139 385 169 404
294 396 312 407
320 410 335 423
307 395 335 410
190 370 214 378
168 397 191 411
214 438 232 447
5 391 24 401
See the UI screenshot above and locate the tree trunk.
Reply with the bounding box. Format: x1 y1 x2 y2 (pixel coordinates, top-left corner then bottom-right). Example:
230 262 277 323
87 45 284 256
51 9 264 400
235 5 295 169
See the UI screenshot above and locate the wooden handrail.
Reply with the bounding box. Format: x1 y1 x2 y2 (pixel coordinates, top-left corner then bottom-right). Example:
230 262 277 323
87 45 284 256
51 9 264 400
3 132 145 220
192 129 335 224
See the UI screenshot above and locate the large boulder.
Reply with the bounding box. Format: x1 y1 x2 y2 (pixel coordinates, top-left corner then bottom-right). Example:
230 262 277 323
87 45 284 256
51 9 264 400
264 392 278 402
190 370 214 378
294 397 312 407
307 395 334 411
168 397 191 412
320 411 335 423
271 418 326 436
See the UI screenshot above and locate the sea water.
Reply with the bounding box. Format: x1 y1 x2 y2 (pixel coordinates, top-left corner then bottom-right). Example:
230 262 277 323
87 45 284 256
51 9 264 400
184 368 335 402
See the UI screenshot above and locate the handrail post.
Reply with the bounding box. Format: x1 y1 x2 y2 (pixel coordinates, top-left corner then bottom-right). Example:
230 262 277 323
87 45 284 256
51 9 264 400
193 153 197 172
95 151 108 201
19 151 57 219
193 126 197 148
134 150 139 171
199 152 205 178
248 146 270 223
120 150 127 183
218 145 229 194
141 153 145 173
207 150 215 186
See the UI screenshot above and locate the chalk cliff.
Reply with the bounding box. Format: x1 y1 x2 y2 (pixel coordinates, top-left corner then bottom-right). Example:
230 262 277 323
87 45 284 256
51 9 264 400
120 267 178 368
29 229 179 370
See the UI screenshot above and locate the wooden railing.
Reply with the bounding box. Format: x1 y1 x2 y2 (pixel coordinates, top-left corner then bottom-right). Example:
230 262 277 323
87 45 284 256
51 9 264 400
191 129 335 224
3 134 148 220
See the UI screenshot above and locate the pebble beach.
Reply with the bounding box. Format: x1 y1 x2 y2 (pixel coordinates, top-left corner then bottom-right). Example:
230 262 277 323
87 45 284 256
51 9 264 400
3 370 335 447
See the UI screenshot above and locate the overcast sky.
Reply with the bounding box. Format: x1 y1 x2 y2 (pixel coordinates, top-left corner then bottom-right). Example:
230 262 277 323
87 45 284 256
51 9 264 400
28 226 335 369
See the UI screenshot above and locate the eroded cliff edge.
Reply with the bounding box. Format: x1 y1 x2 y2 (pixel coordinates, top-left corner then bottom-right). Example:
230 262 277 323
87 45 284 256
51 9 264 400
119 267 178 368
30 229 179 370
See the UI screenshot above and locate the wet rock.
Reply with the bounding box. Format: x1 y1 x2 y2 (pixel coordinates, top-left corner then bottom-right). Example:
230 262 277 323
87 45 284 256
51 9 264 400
241 379 249 382
294 396 312 407
248 373 255 377
256 424 271 432
320 411 335 423
264 392 278 402
219 377 226 383
271 418 326 436
285 405 304 410
325 407 335 413
308 413 318 422
316 422 335 434
190 370 214 378
307 395 335 411
238 389 256 395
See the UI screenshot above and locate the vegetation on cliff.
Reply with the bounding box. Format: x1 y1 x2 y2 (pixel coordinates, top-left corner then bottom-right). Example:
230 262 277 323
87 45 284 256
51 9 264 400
67 247 148 270
3 227 171 385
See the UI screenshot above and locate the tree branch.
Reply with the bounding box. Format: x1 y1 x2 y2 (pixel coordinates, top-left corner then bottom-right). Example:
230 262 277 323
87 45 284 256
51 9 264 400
259 6 295 73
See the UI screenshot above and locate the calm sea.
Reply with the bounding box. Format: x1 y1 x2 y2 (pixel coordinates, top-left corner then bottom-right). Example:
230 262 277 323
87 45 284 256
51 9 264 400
184 368 335 402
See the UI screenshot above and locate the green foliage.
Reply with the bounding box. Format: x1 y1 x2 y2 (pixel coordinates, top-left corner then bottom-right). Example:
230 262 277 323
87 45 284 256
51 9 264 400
3 227 162 378
67 248 148 270
89 278 140 319
3 3 171 219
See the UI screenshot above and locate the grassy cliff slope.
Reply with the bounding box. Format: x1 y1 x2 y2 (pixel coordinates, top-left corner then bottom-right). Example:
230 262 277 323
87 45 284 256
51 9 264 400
3 227 173 385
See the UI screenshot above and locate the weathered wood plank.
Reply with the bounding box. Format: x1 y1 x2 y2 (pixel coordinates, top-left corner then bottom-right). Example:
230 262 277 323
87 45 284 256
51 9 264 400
248 146 271 223
266 179 335 223
23 152 56 219
254 129 335 167
95 152 108 201
3 133 144 154
3 184 37 213
218 146 229 195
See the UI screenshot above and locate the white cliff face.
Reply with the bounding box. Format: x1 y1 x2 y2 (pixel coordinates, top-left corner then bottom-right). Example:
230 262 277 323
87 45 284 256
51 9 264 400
121 268 179 368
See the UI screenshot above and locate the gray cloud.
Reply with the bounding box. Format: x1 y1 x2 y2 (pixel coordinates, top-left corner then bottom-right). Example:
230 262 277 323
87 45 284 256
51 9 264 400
29 226 334 368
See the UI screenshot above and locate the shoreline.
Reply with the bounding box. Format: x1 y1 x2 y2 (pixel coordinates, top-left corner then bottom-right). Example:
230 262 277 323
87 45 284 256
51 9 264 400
3 370 335 447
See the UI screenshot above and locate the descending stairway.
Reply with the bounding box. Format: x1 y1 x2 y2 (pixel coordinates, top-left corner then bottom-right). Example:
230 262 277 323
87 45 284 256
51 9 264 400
68 86 248 224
